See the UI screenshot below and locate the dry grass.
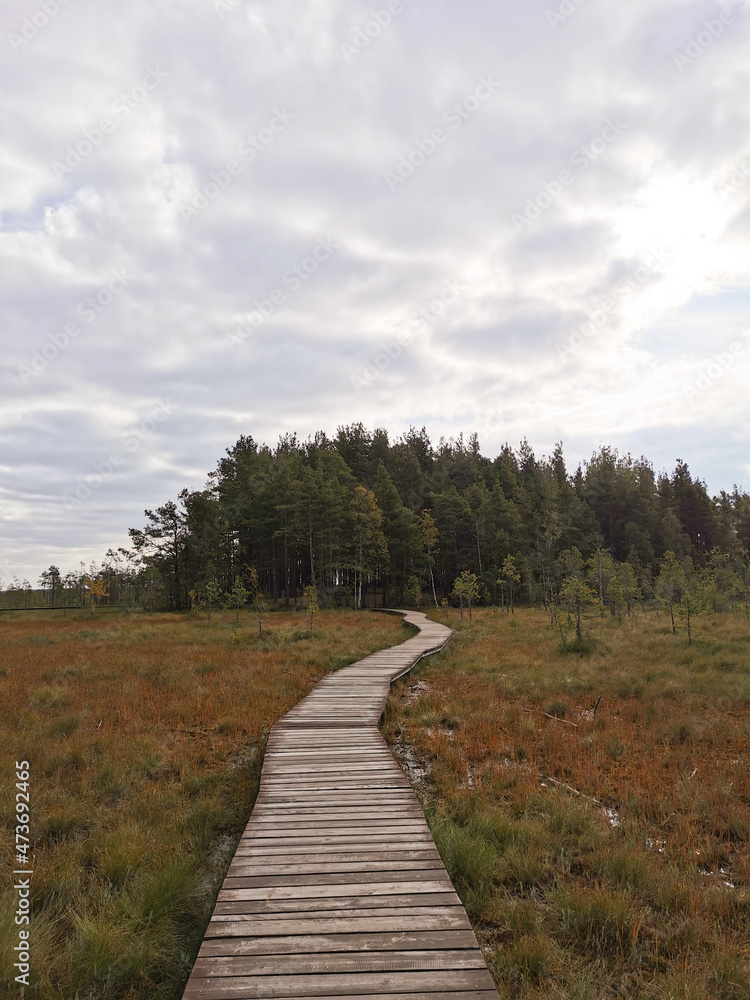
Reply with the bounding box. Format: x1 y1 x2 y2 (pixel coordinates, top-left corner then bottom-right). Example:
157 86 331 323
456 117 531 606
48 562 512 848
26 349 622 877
383 607 750 999
0 606 407 999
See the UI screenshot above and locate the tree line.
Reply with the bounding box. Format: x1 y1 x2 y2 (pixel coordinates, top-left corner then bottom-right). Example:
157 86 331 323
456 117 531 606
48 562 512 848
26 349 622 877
6 425 750 618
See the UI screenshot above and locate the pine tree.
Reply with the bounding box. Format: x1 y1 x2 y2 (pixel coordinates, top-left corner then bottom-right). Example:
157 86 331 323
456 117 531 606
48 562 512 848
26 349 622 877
452 570 479 620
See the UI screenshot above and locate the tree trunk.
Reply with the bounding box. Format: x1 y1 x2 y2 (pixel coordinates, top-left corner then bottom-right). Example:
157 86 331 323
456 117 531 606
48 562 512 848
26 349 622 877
429 555 438 608
283 515 289 607
309 514 315 585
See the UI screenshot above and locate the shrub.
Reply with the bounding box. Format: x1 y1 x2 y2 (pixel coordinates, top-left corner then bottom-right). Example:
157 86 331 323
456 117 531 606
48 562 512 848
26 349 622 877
430 814 497 920
556 886 640 957
491 934 552 985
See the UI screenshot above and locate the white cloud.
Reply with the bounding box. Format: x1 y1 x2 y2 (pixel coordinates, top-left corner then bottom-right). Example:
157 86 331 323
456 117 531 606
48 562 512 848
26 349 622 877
1 0 749 583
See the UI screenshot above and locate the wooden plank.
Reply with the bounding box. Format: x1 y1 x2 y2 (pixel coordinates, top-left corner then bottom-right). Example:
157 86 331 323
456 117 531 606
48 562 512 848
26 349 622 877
190 994 500 1000
217 879 454 901
198 929 479 957
230 857 443 869
231 847 441 860
227 860 445 876
183 969 496 998
233 842 441 857
248 802 424 823
192 949 488 976
191 992 498 1000
257 787 413 795
242 823 430 836
242 822 431 833
212 893 462 915
234 838 437 850
222 870 453 889
257 786 412 794
206 910 471 934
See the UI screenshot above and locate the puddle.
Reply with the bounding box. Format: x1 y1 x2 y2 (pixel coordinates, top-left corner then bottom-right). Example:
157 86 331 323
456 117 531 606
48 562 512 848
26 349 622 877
393 740 430 788
404 680 430 705
698 865 736 888
425 726 454 740
602 806 621 828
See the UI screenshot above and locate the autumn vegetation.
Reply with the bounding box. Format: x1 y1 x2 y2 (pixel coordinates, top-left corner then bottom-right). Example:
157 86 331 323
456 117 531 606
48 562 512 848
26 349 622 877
3 425 750 997
383 607 750 1000
0 608 406 998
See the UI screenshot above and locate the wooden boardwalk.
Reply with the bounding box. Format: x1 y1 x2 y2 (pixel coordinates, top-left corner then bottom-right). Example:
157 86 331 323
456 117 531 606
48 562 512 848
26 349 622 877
183 610 497 1000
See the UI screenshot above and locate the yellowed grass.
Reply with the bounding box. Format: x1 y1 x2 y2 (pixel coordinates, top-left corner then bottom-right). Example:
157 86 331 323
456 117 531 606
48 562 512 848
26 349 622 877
0 607 407 999
384 607 750 999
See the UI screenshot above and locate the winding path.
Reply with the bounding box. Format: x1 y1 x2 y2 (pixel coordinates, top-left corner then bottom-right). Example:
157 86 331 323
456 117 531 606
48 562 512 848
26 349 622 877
182 610 496 999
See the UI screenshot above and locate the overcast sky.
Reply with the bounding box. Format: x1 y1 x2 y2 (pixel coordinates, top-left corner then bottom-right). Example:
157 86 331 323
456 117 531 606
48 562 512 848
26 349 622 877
2 0 749 586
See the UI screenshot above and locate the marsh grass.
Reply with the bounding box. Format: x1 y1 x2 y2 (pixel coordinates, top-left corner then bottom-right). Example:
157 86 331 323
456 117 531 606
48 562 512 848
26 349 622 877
0 607 407 999
384 607 750 999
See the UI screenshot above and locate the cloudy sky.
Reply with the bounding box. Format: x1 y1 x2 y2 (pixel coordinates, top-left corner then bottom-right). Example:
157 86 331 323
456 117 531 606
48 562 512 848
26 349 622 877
2 0 749 586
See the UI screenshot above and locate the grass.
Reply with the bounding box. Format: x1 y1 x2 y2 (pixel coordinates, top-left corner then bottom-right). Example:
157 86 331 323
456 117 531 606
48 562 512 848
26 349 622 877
382 606 750 999
0 606 408 999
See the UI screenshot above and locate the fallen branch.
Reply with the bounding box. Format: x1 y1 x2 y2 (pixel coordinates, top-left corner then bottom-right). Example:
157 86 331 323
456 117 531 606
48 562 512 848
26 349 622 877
542 775 601 806
535 710 578 727
167 726 216 735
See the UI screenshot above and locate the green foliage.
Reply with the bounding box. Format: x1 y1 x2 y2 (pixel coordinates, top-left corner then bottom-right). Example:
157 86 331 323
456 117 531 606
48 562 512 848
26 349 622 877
404 575 422 607
499 554 521 613
556 886 639 957
303 584 320 633
225 576 249 623
452 570 480 619
203 579 223 622
20 430 750 620
559 576 598 640
605 573 624 621
430 812 498 920
677 584 703 644
657 551 685 633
